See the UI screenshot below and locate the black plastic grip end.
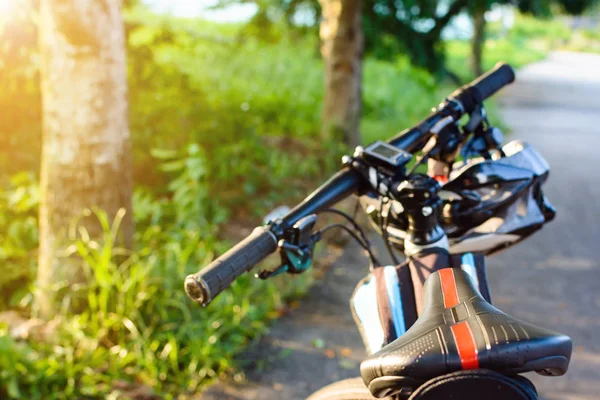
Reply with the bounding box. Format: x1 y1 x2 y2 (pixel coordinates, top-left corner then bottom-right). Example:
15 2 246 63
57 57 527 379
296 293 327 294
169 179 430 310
471 62 515 101
184 226 278 306
450 62 516 114
184 275 211 305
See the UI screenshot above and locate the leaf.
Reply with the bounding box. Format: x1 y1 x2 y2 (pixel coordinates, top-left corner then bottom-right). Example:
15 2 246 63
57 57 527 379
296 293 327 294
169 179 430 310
150 148 177 160
159 160 185 172
129 26 160 47
288 301 300 310
7 378 20 398
185 157 205 180
187 143 201 155
311 338 325 349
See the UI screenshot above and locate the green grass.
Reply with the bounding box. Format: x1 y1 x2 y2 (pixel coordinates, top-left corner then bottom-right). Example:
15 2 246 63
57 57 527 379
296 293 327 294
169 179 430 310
361 56 439 144
1 10 335 396
0 153 313 399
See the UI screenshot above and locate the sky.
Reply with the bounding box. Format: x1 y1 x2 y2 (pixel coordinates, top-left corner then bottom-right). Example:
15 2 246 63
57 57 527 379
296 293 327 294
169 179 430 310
144 0 257 22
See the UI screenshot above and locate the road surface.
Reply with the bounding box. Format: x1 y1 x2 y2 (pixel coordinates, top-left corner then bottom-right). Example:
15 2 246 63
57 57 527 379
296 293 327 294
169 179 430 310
202 52 600 400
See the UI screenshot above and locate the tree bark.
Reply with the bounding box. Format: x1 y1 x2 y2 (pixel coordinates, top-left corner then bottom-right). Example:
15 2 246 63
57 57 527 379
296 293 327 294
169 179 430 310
36 0 133 319
471 7 486 77
319 0 363 148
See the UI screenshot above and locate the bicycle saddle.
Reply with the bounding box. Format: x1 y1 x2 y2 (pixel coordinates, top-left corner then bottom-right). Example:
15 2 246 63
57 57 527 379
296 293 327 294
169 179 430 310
360 268 572 398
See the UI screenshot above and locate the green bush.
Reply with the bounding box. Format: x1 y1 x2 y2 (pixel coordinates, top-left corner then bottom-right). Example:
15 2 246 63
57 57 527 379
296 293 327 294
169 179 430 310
361 56 440 144
501 13 571 44
0 172 38 309
0 148 311 399
445 12 570 83
562 26 600 53
0 11 334 398
125 10 341 217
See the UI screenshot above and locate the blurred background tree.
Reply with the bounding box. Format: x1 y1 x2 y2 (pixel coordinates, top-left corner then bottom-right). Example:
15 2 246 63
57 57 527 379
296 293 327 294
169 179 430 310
319 0 363 147
470 1 490 76
222 0 598 78
36 0 133 319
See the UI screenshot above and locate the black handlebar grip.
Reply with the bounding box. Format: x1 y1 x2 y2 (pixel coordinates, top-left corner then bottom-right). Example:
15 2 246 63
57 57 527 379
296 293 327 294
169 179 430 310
184 226 278 306
450 62 516 113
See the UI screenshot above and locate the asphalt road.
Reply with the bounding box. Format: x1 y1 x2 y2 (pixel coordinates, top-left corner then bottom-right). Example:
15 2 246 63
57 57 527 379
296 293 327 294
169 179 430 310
202 52 600 400
487 51 600 400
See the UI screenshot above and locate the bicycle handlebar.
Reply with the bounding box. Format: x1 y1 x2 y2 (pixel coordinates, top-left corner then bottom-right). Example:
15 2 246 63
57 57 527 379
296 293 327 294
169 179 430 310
449 62 515 114
185 227 278 305
184 63 516 306
388 63 515 151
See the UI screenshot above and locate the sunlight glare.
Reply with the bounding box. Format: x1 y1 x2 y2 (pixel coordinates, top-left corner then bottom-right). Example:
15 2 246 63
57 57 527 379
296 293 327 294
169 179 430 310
0 0 16 17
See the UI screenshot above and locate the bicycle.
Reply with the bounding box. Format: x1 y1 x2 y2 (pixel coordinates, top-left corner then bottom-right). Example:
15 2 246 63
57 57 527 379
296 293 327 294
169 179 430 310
185 63 571 400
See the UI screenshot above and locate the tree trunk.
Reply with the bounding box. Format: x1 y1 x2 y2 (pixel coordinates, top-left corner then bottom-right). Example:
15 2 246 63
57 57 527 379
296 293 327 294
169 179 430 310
471 7 486 77
36 0 133 319
319 0 363 148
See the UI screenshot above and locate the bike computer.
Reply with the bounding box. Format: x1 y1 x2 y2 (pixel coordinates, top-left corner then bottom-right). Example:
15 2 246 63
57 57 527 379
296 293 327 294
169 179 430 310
360 141 412 173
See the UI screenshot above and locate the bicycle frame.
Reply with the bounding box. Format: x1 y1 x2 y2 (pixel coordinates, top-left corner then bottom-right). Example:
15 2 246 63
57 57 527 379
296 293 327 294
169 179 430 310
351 251 489 355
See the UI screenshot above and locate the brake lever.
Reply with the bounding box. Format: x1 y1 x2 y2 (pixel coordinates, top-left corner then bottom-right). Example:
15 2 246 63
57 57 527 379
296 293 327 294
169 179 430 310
256 215 319 280
461 104 506 160
463 104 487 133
